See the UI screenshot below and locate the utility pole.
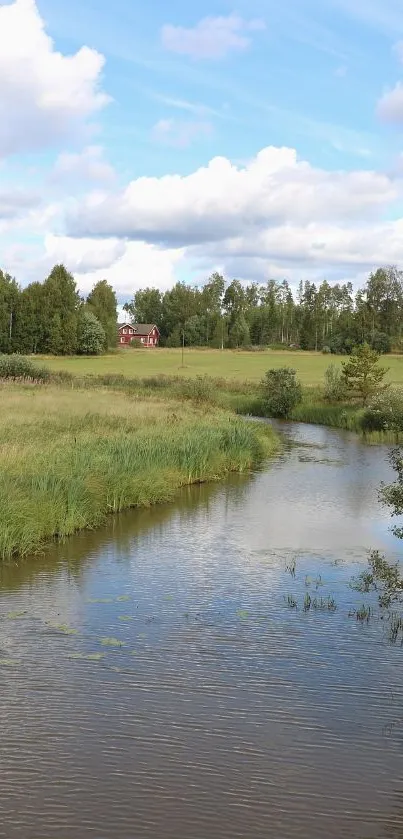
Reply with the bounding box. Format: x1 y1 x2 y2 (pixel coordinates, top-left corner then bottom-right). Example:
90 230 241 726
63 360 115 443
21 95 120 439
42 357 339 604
221 317 224 351
181 328 185 367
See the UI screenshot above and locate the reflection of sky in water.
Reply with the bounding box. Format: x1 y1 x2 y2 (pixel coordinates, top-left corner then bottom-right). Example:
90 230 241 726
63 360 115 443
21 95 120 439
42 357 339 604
0 423 403 839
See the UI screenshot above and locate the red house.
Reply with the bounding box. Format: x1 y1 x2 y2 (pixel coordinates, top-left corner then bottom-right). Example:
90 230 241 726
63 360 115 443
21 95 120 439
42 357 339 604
118 323 160 347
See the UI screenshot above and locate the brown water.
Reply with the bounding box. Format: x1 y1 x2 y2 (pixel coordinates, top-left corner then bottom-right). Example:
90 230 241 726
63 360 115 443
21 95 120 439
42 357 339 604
1 422 403 839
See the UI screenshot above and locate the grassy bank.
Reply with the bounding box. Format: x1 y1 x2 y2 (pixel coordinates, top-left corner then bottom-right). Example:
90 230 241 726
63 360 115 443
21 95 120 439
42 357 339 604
0 383 277 561
69 371 403 442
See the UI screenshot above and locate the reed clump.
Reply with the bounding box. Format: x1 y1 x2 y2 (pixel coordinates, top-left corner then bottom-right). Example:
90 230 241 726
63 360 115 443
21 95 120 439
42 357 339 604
0 382 277 560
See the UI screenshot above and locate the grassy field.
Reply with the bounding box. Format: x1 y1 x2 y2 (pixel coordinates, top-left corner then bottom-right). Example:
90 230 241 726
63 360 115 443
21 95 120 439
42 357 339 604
33 348 403 386
0 383 277 560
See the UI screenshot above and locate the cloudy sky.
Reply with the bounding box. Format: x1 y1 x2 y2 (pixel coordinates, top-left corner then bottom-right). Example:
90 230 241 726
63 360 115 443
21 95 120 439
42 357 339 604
2 0 403 301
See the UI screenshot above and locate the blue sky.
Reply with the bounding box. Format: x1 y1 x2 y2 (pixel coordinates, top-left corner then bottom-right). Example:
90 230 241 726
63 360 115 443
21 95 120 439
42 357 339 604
1 0 403 300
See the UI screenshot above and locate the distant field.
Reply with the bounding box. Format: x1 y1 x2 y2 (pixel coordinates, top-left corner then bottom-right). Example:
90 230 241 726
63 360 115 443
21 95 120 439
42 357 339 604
33 348 403 386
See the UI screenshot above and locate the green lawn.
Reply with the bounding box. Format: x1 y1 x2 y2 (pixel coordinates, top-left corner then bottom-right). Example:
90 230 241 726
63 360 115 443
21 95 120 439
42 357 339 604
33 348 403 386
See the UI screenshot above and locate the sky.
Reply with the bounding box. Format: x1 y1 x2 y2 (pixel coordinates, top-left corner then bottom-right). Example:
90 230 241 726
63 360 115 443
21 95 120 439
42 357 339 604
2 0 403 302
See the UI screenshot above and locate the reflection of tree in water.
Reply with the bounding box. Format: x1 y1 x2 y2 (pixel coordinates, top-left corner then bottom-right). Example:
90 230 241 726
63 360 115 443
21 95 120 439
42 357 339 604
0 471 253 594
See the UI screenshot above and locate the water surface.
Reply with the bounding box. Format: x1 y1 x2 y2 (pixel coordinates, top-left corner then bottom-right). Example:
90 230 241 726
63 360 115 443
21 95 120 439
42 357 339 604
1 422 403 839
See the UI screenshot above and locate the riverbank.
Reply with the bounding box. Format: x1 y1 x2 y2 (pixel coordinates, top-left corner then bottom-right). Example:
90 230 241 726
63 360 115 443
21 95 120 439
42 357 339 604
0 382 277 561
64 371 403 444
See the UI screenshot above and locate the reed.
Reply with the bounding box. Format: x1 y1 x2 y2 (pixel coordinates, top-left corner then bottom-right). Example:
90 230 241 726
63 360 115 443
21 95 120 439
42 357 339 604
0 382 277 560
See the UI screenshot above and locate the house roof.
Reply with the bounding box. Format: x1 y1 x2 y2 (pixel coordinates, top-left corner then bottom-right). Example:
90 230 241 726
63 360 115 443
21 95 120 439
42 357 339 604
132 323 159 335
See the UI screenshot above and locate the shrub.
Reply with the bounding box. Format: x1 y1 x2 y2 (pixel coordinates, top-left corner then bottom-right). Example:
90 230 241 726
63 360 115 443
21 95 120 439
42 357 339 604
324 364 346 402
322 345 331 354
361 388 403 433
0 355 51 382
77 311 105 355
179 376 215 404
262 367 302 418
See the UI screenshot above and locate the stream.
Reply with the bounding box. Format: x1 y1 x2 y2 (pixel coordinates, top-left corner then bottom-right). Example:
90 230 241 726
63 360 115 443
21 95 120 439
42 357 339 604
1 422 403 839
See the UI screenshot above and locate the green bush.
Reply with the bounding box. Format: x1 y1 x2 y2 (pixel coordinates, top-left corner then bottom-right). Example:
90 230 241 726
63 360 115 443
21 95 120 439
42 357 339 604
0 355 51 382
178 376 216 404
262 367 302 418
77 310 105 355
324 363 346 402
361 388 403 433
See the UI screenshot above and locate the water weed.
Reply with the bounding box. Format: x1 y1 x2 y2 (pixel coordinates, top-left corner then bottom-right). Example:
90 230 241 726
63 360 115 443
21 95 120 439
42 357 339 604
100 637 125 647
285 595 298 609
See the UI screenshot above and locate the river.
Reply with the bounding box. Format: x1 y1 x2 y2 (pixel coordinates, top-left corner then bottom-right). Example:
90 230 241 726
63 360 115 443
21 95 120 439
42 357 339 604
1 422 403 839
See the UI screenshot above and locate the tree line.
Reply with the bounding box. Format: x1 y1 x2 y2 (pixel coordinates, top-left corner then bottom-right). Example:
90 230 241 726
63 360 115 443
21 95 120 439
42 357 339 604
125 266 403 353
1 263 403 355
0 265 118 355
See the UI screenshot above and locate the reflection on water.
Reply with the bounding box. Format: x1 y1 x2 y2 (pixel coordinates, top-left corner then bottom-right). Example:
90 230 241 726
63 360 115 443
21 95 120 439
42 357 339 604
0 423 402 839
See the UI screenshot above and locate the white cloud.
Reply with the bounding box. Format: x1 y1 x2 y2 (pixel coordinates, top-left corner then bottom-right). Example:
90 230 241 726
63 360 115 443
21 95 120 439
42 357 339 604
151 118 213 148
42 236 184 298
58 143 403 288
0 0 109 158
0 189 40 220
6 145 403 295
378 82 403 123
52 146 115 184
68 145 398 246
161 14 265 60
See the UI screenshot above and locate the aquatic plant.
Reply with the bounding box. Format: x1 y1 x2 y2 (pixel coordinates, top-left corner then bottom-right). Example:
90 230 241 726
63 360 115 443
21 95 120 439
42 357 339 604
285 558 297 578
285 595 298 609
389 613 403 644
100 637 125 647
350 605 373 623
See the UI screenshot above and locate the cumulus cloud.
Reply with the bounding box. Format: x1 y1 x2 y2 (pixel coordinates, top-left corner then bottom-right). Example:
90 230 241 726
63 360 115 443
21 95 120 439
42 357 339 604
42 236 184 298
378 82 403 123
0 0 109 158
161 14 265 60
68 145 398 247
57 143 403 288
51 146 115 184
151 118 213 148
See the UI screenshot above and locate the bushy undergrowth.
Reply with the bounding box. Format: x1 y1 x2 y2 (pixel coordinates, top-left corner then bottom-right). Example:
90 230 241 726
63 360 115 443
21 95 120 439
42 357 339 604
0 354 51 382
261 367 302 418
324 363 346 402
0 384 276 560
360 388 403 434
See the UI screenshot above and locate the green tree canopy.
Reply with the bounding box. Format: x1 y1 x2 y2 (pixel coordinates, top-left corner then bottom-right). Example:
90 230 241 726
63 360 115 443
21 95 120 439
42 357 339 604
86 279 118 349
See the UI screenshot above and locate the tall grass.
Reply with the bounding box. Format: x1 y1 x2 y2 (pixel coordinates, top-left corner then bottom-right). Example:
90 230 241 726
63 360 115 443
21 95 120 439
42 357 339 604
0 383 277 560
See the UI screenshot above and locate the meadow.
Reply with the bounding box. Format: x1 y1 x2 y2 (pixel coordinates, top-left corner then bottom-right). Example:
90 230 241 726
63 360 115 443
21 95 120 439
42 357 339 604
0 383 277 561
33 348 403 386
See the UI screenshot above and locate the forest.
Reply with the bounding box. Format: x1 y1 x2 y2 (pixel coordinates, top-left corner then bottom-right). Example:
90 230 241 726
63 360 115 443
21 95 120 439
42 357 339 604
0 263 402 355
126 267 403 354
